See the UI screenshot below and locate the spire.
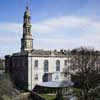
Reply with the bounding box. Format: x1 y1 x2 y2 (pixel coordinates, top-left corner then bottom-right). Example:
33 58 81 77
24 0 31 23
23 6 31 35
21 1 33 52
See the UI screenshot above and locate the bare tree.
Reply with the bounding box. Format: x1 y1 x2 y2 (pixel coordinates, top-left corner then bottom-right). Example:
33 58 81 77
68 47 100 100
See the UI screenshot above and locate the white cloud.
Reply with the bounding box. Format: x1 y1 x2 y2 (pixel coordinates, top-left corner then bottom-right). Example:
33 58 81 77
33 16 100 50
0 23 22 33
0 16 100 35
32 16 90 33
1 16 100 57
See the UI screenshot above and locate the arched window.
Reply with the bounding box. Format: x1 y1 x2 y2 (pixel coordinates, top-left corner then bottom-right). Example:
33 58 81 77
44 60 49 72
56 60 60 71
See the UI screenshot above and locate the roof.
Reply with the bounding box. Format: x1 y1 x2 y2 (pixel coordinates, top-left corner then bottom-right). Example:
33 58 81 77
37 81 74 88
30 49 69 57
11 49 71 57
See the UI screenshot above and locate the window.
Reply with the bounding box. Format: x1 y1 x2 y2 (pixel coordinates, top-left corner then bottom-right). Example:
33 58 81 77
55 75 59 80
34 60 38 68
48 74 52 82
34 74 38 80
28 28 30 33
26 28 30 33
28 17 30 23
56 60 60 71
97 64 100 73
64 60 67 66
44 60 49 72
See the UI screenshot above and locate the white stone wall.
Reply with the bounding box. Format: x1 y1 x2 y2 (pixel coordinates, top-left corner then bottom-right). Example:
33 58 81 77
28 56 70 90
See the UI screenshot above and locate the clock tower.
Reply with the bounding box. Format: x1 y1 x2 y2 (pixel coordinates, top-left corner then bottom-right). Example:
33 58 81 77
21 6 33 52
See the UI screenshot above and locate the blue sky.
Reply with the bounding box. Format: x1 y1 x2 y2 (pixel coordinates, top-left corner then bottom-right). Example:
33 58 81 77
1 0 100 58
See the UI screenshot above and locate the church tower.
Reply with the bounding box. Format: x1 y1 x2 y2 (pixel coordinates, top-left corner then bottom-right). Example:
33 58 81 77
21 6 33 52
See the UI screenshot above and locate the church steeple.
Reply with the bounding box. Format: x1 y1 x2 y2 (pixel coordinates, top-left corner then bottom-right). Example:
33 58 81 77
21 6 33 52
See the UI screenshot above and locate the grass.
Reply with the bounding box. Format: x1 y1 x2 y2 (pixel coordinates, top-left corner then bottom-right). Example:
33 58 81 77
40 94 56 100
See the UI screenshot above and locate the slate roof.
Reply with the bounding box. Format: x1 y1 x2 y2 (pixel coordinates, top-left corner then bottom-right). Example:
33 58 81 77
37 81 74 88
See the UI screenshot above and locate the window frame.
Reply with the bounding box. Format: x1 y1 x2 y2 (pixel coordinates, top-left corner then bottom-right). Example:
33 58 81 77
44 60 49 73
34 73 38 80
34 60 38 68
56 60 60 72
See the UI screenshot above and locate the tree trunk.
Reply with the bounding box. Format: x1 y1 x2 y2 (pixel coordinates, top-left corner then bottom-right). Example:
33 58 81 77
83 89 88 100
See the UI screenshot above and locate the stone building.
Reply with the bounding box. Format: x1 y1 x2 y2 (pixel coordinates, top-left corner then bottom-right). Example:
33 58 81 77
5 5 100 90
5 6 72 90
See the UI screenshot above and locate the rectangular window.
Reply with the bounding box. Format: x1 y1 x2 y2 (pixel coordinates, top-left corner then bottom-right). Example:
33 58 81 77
28 28 30 33
55 75 59 80
48 74 52 82
35 74 38 80
34 60 38 68
44 60 48 72
56 60 60 71
65 60 67 66
56 66 60 71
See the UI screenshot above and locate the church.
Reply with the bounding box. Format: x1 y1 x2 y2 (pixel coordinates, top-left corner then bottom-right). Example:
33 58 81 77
5 6 70 90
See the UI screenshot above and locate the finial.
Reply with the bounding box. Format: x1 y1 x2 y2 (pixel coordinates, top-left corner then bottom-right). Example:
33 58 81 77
24 0 31 16
26 6 29 10
26 0 30 9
